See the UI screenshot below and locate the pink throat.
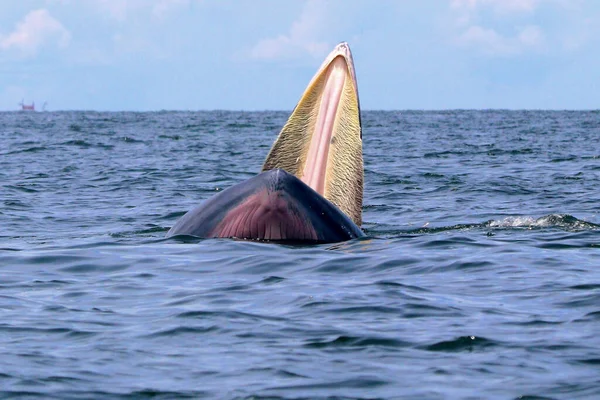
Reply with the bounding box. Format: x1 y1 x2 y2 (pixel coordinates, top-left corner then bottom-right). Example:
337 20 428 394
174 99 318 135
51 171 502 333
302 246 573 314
301 56 347 195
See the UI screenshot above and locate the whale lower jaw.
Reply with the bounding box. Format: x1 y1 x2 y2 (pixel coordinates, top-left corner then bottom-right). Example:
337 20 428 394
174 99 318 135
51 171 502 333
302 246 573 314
166 169 364 243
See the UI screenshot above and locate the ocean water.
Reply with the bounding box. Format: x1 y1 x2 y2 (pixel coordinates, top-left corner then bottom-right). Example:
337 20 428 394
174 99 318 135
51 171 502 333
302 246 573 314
1 110 599 399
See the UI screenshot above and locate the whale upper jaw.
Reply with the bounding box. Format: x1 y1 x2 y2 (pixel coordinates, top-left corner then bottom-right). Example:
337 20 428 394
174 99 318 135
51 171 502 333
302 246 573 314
262 42 364 226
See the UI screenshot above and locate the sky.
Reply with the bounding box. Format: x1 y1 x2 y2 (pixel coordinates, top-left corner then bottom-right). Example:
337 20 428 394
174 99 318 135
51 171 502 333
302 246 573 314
1 0 599 111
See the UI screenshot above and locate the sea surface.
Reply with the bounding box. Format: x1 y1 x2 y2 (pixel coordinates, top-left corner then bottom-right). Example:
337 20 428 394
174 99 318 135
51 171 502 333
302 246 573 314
1 110 599 399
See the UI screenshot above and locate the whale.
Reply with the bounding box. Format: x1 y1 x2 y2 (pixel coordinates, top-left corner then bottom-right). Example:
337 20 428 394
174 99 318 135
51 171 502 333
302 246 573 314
166 168 363 242
167 42 364 243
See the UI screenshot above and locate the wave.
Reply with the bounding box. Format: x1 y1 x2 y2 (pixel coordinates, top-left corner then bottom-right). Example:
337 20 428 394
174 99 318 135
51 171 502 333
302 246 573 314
485 214 599 230
377 214 599 236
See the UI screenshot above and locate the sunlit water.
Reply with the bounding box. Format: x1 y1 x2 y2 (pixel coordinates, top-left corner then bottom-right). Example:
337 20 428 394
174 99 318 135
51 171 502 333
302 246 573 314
1 110 599 399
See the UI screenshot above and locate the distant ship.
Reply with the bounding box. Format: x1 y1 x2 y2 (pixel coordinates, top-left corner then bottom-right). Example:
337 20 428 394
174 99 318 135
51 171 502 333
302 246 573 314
18 100 47 111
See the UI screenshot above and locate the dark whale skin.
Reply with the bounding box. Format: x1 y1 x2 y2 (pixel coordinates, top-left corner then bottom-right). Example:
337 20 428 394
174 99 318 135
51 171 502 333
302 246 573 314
166 169 364 243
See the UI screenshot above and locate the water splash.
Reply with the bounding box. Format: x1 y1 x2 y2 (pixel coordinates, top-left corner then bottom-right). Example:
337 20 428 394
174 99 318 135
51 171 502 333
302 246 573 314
487 214 599 231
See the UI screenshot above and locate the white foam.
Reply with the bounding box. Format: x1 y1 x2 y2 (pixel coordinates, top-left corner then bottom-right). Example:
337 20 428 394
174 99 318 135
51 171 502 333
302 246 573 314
489 216 537 228
488 214 595 230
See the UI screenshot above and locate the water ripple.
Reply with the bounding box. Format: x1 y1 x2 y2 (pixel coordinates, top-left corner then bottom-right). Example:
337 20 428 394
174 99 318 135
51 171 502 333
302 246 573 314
1 110 599 399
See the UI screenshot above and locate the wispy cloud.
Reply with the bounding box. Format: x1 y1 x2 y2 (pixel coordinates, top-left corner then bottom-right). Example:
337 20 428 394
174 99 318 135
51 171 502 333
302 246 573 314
152 0 191 19
451 0 540 14
455 24 544 55
90 0 131 21
82 0 192 21
0 9 71 57
448 0 551 56
250 0 331 61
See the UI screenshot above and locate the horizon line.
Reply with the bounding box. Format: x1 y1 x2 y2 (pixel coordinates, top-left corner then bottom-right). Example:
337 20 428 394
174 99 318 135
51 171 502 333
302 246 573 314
1 108 599 113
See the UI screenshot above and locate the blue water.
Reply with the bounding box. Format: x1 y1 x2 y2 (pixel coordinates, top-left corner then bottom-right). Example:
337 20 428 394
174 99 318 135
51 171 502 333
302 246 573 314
1 110 599 399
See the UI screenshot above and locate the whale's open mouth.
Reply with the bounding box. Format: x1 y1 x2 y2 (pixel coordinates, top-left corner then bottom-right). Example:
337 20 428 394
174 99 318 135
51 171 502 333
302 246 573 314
262 42 363 226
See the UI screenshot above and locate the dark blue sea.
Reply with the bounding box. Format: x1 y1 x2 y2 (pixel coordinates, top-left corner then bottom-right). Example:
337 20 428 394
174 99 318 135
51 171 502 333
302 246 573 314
1 110 599 399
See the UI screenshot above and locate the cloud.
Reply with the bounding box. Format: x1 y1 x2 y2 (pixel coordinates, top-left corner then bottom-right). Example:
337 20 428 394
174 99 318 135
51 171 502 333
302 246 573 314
451 0 540 14
93 0 130 20
518 25 543 46
456 24 544 55
82 0 192 21
152 0 191 18
0 9 71 57
448 0 552 56
250 0 331 61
